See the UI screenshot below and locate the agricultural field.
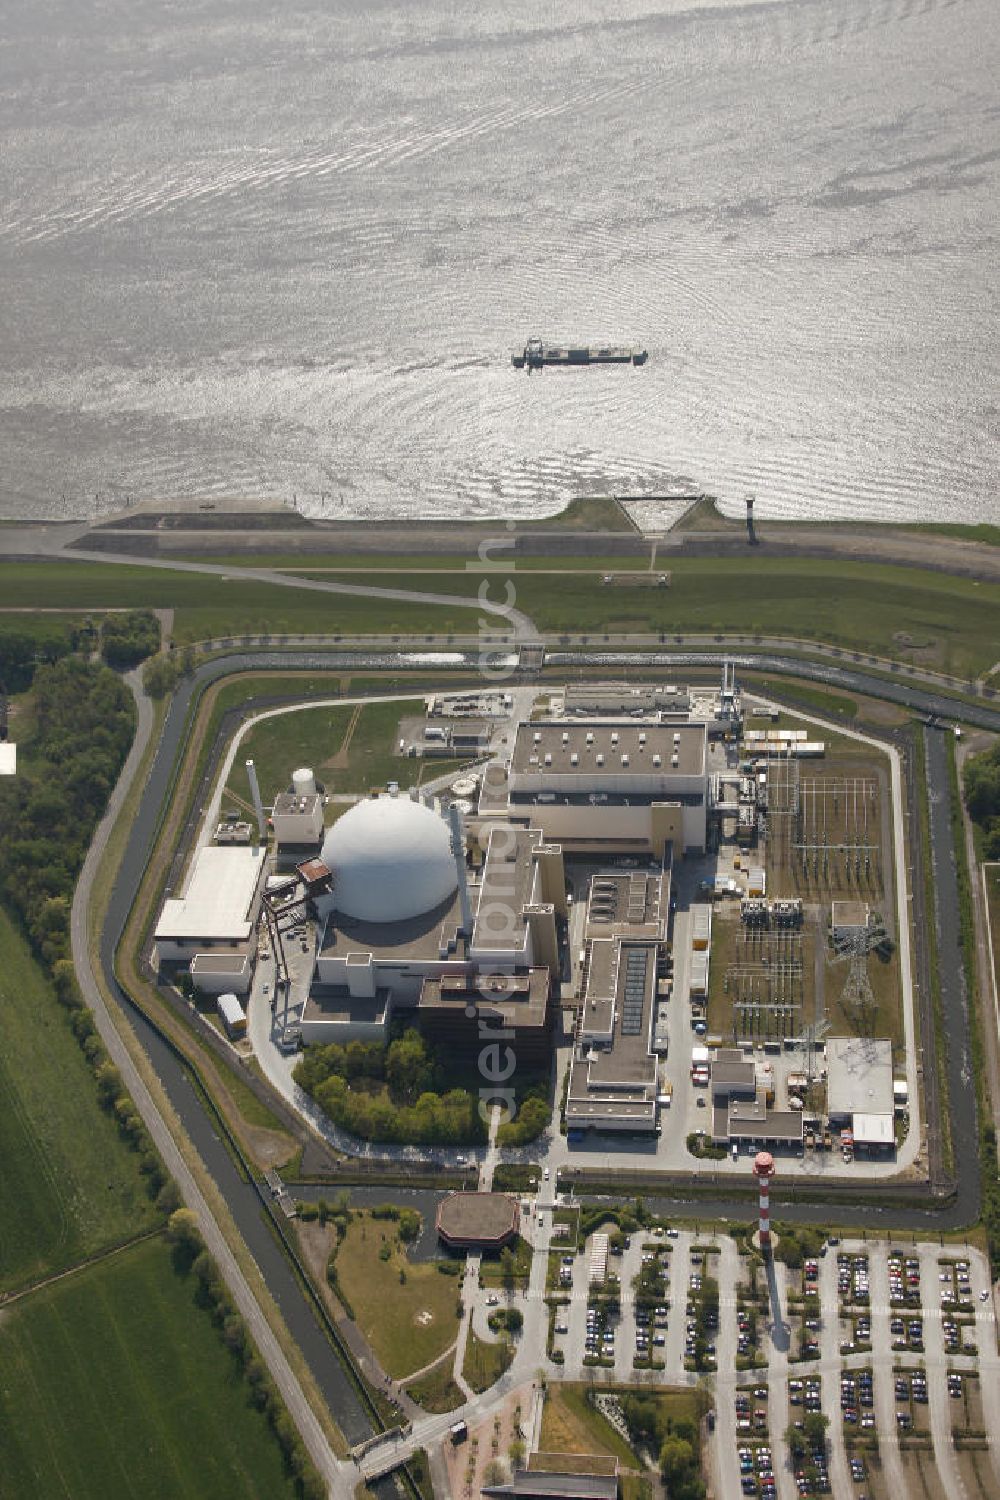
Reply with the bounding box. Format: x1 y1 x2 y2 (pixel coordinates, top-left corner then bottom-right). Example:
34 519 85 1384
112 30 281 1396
0 908 161 1293
0 1236 299 1500
331 1212 461 1379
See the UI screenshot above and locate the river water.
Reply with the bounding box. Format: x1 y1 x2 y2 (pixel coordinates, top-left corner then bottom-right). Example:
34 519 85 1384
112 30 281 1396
0 0 997 523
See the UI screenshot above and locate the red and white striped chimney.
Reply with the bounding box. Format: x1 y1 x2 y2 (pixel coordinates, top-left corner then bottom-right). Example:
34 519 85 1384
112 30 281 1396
752 1151 775 1248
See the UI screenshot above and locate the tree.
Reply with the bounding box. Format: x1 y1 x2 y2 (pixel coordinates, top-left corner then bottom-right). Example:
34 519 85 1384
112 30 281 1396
166 1208 204 1269
659 1435 704 1500
398 1208 421 1242
387 1029 434 1103
500 1245 517 1293
802 1411 829 1449
142 654 180 699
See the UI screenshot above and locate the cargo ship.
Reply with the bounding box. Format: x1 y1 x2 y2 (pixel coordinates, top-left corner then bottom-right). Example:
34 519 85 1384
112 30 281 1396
512 336 647 371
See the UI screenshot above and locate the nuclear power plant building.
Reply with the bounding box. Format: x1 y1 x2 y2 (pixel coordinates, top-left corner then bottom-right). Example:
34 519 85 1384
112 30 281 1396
299 795 564 1048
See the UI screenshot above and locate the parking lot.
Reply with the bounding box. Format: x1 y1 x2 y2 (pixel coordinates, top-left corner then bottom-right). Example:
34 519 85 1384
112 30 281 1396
544 1224 1000 1499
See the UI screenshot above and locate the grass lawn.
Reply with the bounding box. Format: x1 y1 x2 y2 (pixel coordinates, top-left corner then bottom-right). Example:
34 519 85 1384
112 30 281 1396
0 561 479 645
223 695 479 805
332 1213 461 1379
0 908 161 1293
747 682 859 723
340 557 1000 678
479 1235 534 1289
405 1354 464 1413
906 522 1000 548
226 701 356 804
462 1328 514 1394
538 1385 638 1467
0 1235 299 1500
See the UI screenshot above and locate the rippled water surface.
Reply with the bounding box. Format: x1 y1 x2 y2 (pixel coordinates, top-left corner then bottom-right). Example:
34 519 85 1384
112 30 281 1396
1 0 997 522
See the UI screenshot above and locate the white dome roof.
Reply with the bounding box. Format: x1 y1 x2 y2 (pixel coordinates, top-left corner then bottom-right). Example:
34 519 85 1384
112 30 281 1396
321 797 457 925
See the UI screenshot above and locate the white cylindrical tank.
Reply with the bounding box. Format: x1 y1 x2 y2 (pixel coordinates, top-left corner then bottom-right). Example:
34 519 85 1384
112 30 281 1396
292 767 317 797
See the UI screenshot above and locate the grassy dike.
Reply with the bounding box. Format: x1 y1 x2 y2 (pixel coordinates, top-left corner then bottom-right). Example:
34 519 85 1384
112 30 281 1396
6 551 1000 681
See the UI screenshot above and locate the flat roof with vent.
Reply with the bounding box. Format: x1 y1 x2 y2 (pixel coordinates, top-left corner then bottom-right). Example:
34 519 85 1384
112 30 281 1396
567 932 659 1129
511 720 704 777
584 871 666 940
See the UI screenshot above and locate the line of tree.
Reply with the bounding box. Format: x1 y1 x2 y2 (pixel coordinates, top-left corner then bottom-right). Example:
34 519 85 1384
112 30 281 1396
167 1210 325 1500
963 741 1000 858
51 960 179 1215
294 1029 487 1145
0 657 134 966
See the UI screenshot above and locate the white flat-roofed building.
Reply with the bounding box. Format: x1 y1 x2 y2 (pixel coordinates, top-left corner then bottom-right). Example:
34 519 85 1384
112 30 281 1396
826 1036 894 1123
468 825 564 971
155 845 267 963
852 1112 894 1149
831 901 871 944
688 951 709 997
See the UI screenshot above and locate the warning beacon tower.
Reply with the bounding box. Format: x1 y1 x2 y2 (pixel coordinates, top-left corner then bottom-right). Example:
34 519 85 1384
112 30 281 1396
753 1151 775 1251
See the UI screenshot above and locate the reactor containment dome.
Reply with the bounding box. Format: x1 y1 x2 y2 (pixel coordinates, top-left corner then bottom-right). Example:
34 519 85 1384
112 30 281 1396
320 797 458 925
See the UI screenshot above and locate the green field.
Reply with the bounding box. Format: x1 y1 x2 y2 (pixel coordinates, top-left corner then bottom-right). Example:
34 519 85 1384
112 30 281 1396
172 552 645 572
0 561 480 645
327 557 1000 678
0 1236 299 1500
331 1213 461 1378
6 552 1000 676
906 522 1000 548
224 696 475 805
227 701 356 804
405 1354 464 1412
462 1326 514 1394
0 908 161 1293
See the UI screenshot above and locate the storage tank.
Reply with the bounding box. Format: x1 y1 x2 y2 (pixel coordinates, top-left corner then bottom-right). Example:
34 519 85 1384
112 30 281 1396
292 767 317 797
